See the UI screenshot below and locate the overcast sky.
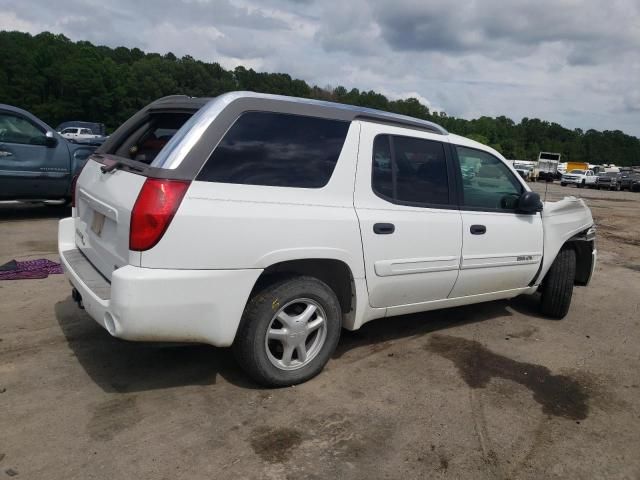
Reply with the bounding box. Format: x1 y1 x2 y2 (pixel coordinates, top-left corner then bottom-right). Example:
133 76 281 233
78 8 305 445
2 0 639 136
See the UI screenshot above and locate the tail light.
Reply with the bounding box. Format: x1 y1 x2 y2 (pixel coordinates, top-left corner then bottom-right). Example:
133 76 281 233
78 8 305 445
129 178 190 251
70 162 87 208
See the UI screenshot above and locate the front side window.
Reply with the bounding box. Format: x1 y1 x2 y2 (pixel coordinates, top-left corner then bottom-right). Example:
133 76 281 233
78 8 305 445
197 112 350 188
0 113 46 146
372 134 450 206
456 146 523 210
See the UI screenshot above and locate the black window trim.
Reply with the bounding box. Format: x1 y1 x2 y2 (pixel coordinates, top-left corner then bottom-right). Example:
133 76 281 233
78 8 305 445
370 133 459 210
450 143 530 214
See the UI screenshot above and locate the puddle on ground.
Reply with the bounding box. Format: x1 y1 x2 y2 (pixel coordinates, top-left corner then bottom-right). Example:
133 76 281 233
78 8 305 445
250 426 303 463
427 334 590 420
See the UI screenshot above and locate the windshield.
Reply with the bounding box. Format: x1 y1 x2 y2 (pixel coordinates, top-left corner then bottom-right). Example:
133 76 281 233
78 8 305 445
570 169 585 174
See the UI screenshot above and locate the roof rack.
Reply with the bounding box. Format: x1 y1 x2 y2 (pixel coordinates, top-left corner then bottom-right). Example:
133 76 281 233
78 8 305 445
150 91 449 136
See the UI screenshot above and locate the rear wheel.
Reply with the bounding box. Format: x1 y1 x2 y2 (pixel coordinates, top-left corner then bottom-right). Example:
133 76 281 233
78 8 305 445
233 275 342 387
540 248 576 319
560 182 567 187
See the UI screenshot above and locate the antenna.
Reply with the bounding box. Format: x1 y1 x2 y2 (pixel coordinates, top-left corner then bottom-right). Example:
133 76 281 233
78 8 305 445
543 178 550 204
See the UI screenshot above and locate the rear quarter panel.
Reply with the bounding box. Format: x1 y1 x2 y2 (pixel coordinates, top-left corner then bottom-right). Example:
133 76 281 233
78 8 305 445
140 122 366 279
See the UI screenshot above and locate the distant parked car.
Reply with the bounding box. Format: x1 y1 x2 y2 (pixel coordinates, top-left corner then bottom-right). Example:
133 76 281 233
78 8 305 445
595 172 621 191
514 166 531 181
561 169 597 188
619 171 640 192
0 104 97 201
57 121 106 137
59 127 100 140
58 126 107 146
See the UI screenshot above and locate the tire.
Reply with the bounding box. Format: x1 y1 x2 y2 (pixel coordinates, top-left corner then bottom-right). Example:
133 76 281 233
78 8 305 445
561 182 567 187
233 275 342 387
540 248 576 319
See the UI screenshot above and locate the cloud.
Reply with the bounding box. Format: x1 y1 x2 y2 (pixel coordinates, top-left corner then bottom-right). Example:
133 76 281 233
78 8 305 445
370 0 640 63
0 0 639 136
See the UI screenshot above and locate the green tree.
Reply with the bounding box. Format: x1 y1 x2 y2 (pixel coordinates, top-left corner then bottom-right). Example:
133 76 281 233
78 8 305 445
0 30 638 166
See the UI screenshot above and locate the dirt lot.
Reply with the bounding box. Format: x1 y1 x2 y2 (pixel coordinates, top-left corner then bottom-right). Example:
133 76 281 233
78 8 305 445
1 183 639 479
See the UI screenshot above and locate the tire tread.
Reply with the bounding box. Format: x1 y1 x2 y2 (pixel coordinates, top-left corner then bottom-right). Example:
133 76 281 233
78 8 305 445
540 247 576 319
233 275 341 387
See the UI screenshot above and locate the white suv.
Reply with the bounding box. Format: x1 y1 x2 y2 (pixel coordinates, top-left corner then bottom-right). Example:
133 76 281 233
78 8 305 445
59 92 597 386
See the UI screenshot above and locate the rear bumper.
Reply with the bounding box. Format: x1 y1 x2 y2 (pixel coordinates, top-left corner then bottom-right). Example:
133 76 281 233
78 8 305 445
58 217 262 346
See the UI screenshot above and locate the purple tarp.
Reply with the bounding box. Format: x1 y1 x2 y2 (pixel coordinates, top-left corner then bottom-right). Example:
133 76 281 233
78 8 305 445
0 259 64 280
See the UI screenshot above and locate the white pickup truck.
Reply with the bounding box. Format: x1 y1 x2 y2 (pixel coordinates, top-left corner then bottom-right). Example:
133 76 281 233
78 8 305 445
58 92 597 386
561 169 597 188
59 127 102 142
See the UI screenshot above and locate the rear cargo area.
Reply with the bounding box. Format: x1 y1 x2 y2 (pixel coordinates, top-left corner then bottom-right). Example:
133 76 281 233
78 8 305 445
74 160 147 279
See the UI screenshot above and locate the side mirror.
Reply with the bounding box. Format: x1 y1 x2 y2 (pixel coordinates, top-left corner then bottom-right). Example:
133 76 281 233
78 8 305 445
517 191 543 214
45 131 58 148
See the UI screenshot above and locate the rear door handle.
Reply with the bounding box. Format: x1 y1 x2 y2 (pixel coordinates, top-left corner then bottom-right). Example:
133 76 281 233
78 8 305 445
373 223 395 235
0 150 13 157
470 224 486 235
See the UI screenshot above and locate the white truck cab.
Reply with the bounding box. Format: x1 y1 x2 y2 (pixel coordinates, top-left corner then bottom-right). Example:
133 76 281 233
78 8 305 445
59 127 101 141
59 92 596 386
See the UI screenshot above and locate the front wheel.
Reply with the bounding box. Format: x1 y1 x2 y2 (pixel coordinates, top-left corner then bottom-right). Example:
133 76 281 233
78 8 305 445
233 275 342 387
561 182 567 187
540 248 576 319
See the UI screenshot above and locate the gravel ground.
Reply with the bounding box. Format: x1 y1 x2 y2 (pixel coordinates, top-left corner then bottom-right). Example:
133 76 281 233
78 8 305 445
0 183 639 479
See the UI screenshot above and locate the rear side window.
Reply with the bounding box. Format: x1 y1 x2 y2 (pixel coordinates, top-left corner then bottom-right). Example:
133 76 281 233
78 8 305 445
197 112 350 188
372 134 450 206
126 113 193 164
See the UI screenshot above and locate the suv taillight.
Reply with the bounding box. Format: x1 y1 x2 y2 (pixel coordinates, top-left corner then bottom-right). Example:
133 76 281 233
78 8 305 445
71 162 88 208
129 178 190 251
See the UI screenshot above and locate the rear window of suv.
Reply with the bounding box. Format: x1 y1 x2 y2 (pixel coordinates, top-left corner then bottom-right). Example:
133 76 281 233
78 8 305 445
112 112 194 165
196 112 350 188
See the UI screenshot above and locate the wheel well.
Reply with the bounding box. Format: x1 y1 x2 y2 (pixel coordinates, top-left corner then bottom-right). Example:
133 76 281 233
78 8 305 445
564 240 594 286
253 259 355 314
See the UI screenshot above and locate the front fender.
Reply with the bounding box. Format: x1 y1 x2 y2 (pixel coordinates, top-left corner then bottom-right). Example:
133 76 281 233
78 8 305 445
537 196 594 285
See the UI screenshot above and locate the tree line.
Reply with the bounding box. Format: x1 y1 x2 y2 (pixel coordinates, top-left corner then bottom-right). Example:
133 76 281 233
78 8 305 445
1 31 638 166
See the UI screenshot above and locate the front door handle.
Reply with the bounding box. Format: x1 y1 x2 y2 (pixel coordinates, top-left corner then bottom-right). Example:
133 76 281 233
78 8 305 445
373 223 395 235
470 224 486 235
0 150 13 157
